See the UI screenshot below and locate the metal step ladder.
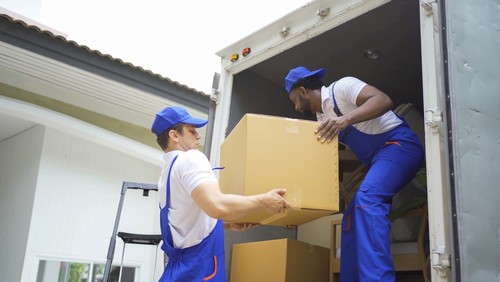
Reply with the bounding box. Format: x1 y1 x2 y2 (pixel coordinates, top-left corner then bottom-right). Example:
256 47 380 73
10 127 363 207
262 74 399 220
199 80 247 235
103 181 162 282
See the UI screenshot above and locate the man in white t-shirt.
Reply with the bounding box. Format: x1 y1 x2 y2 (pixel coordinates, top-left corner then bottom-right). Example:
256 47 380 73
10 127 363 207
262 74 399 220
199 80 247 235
151 106 291 282
284 66 425 282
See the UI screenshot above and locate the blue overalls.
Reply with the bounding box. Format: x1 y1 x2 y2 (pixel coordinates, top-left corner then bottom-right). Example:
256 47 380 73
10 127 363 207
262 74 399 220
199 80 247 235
159 155 226 282
330 86 425 282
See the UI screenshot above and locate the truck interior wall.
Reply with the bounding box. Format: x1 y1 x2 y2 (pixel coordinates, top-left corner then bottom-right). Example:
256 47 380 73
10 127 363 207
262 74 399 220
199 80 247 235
227 70 305 134
444 1 500 280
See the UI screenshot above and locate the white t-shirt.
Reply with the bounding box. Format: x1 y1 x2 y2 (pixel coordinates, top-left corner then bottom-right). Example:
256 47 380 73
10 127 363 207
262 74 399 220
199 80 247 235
158 149 218 248
317 76 402 135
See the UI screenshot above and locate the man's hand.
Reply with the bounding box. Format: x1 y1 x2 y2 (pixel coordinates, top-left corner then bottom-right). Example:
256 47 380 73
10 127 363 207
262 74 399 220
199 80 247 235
260 189 292 214
315 116 350 143
225 222 260 231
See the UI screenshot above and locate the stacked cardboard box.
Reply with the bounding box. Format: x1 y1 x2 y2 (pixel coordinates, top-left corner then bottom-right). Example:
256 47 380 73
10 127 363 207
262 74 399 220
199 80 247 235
219 114 339 226
230 238 330 282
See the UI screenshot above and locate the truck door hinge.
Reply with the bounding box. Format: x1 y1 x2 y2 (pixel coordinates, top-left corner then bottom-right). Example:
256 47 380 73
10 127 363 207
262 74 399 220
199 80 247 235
210 88 220 103
425 107 443 131
420 0 437 16
431 246 451 276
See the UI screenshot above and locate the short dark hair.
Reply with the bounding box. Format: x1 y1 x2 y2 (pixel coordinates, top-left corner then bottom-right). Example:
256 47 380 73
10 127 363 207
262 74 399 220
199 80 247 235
290 76 324 92
153 123 184 151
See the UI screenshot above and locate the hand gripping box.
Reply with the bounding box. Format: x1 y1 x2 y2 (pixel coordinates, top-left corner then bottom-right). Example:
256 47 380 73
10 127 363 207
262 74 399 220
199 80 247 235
230 238 330 282
219 114 339 226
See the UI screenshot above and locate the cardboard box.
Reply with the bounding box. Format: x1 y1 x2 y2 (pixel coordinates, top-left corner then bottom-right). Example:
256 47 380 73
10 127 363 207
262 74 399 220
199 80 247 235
230 238 330 282
219 114 339 226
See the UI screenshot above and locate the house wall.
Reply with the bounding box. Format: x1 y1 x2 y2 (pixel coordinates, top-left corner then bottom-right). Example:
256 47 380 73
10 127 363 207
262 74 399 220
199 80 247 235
0 125 44 282
19 126 164 281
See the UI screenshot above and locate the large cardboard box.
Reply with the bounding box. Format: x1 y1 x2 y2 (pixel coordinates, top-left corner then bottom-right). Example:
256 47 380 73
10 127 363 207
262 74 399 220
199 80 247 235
230 238 330 282
219 114 339 226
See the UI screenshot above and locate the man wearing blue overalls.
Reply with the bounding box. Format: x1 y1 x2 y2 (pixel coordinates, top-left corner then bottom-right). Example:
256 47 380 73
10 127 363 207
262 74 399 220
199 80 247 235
285 67 425 282
151 106 291 282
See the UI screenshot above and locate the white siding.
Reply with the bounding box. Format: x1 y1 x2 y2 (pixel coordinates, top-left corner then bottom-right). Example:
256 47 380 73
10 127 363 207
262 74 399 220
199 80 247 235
20 126 164 281
0 125 44 282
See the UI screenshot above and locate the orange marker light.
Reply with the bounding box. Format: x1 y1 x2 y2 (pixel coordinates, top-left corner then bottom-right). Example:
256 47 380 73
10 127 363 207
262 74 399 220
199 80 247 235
230 54 239 62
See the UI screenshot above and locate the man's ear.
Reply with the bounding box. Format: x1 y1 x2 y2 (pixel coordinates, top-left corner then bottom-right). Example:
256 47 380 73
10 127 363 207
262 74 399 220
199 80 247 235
298 86 308 97
168 129 179 142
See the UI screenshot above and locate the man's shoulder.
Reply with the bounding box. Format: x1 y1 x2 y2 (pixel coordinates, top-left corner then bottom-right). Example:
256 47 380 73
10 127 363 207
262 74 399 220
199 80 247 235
334 77 367 96
181 150 211 166
173 150 211 174
182 149 207 160
335 76 363 86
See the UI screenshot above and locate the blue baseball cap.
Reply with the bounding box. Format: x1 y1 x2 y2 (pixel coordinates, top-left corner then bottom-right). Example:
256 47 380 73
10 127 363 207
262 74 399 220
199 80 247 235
285 66 326 93
151 106 208 136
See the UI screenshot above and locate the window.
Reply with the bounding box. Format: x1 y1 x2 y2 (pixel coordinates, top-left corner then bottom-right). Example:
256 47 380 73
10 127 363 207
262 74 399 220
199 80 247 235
37 260 136 282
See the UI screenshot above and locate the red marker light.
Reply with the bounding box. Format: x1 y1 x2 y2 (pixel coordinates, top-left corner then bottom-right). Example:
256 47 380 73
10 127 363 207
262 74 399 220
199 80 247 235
242 47 251 57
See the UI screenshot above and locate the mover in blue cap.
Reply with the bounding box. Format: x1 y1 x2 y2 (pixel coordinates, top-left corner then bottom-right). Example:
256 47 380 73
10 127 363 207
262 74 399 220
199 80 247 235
284 67 425 282
152 106 291 282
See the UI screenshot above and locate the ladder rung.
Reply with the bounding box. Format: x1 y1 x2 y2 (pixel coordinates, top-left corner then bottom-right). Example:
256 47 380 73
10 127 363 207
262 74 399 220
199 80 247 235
117 232 162 245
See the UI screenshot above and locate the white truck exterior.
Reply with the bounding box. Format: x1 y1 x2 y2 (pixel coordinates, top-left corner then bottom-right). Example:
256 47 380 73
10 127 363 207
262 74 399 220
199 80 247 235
209 0 500 281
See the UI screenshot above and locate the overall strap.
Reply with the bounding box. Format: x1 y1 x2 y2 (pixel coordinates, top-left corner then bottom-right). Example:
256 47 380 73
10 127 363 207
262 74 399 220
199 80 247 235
165 154 179 246
166 155 179 211
329 82 343 117
329 82 352 143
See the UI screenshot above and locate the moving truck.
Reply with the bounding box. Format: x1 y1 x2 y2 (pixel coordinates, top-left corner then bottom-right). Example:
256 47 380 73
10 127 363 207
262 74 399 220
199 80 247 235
207 0 500 281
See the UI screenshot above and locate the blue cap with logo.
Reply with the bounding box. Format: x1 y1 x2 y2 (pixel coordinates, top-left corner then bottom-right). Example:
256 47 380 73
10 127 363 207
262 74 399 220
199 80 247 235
284 66 326 93
151 106 208 137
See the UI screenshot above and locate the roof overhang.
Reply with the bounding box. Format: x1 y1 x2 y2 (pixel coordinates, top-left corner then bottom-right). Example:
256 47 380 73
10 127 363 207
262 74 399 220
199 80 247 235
0 14 210 149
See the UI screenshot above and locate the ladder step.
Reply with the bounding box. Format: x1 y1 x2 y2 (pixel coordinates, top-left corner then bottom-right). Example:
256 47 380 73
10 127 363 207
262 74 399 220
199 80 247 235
117 232 162 245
